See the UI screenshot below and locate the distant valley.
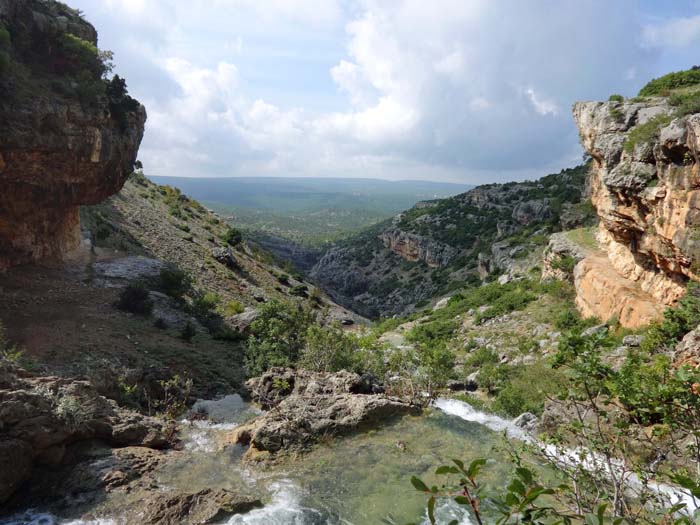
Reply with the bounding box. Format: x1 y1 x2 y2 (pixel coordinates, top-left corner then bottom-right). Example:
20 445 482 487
149 176 471 247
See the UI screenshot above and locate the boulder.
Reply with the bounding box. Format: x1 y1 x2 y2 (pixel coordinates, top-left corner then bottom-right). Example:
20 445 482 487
674 327 700 368
211 247 239 270
230 368 416 458
513 412 539 434
139 489 263 525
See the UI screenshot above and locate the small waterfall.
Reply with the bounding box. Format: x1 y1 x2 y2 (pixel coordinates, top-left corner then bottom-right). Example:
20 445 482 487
223 480 325 525
434 397 699 514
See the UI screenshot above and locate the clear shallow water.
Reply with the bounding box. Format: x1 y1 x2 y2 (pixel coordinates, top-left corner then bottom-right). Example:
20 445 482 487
6 396 693 525
1 395 514 525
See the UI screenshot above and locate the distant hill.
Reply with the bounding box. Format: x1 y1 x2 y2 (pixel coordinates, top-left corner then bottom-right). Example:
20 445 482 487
148 176 471 246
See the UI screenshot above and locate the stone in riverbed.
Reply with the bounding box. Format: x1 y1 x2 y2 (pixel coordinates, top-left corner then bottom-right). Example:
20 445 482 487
230 368 416 459
138 488 263 525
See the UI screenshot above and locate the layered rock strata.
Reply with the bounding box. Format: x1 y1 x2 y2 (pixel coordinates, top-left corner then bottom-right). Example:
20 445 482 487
572 98 700 326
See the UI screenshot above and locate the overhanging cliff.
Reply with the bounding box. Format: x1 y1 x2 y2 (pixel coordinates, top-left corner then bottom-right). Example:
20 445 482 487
0 0 145 271
573 93 700 327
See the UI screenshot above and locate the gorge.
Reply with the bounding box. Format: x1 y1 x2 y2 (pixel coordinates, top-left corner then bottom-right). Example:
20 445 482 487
3 1 700 524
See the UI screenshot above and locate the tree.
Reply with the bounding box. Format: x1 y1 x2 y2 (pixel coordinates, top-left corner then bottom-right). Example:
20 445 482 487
245 300 316 375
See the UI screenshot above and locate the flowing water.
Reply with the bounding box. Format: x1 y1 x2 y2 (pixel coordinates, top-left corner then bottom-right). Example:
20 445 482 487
2 395 527 525
3 396 696 525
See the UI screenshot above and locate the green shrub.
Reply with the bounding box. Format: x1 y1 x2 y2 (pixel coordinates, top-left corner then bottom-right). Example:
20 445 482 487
608 94 624 103
221 227 243 247
159 267 191 299
638 67 700 97
463 347 498 372
290 284 308 297
180 321 196 342
191 292 220 319
551 254 577 274
116 283 153 316
640 281 700 352
299 323 355 372
492 362 566 417
406 318 457 346
221 300 245 316
668 89 700 117
245 300 316 375
623 113 673 153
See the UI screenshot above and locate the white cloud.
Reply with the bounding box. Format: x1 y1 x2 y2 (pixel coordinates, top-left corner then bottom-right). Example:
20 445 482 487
525 88 559 116
643 15 700 47
70 0 698 183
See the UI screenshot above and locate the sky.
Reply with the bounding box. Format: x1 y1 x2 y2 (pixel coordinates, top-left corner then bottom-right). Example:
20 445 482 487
69 0 700 184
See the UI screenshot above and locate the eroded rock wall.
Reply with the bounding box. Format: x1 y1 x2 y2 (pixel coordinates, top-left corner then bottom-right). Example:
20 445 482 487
572 98 700 326
0 0 145 270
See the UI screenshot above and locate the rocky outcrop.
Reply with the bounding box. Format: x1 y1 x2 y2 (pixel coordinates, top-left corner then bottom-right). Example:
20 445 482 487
228 368 415 459
574 255 666 328
0 362 168 504
380 227 457 268
310 165 592 317
541 232 591 282
572 98 700 326
0 0 145 271
139 489 263 525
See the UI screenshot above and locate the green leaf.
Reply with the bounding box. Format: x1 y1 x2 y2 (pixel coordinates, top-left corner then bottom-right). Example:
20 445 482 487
515 467 533 485
436 465 459 475
411 476 430 493
507 478 526 497
454 496 471 505
427 496 436 525
467 458 487 478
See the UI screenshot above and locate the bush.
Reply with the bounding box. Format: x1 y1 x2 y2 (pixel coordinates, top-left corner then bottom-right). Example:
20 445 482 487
245 300 316 375
668 90 700 117
180 321 196 342
638 67 700 97
221 227 243 247
299 323 355 372
551 254 577 274
159 267 191 299
191 291 220 320
221 300 245 316
608 94 624 103
623 113 673 153
116 283 153 315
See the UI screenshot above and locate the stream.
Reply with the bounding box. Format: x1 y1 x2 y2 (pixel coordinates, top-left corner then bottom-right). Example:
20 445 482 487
3 396 696 525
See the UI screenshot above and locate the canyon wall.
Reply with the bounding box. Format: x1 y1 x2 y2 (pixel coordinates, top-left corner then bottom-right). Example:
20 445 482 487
0 0 145 271
572 98 700 327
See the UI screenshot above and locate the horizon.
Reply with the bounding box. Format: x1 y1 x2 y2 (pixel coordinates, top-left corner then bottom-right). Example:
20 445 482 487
71 1 700 184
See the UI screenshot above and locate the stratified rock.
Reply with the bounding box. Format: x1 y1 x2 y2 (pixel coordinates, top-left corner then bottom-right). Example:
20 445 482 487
229 368 415 459
0 363 168 504
379 227 458 268
0 0 145 271
573 98 700 327
138 489 262 525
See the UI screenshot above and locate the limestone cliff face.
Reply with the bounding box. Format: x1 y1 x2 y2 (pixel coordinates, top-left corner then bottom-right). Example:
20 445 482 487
379 227 457 268
0 0 145 271
572 98 700 327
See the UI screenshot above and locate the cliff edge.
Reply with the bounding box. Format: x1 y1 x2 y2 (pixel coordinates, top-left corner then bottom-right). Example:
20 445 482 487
573 82 700 327
0 0 145 271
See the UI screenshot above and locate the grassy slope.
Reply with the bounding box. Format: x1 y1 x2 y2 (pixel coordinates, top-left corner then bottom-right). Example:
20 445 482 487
81 172 362 322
